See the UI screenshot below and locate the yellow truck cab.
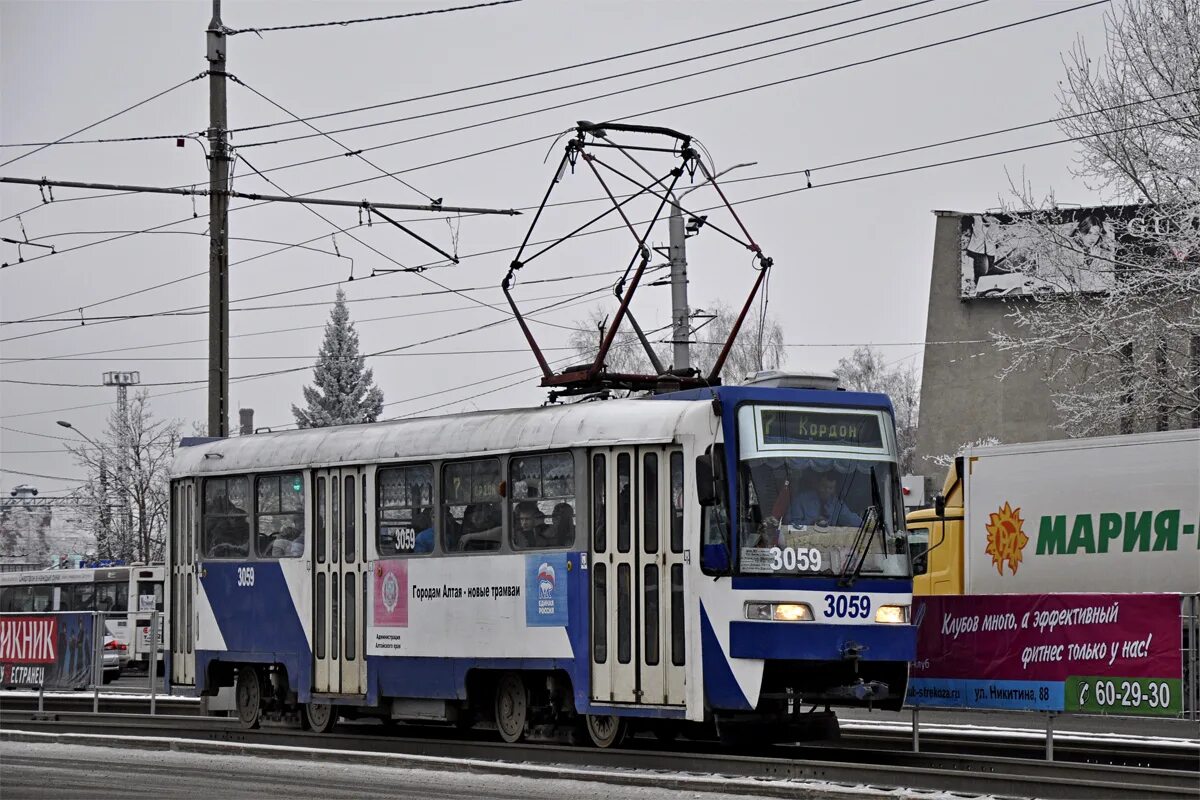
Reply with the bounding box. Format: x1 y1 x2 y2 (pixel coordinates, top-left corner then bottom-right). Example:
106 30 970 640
907 459 964 596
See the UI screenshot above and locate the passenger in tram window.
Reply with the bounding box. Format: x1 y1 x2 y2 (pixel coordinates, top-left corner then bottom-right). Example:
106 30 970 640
205 490 250 558
513 501 547 548
550 502 575 546
269 525 304 557
458 503 502 551
412 508 435 554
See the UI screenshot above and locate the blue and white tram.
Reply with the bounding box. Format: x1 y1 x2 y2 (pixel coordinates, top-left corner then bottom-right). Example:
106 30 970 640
166 382 914 745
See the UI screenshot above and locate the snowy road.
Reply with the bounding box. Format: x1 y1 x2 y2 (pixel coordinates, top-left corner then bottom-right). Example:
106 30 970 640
0 739 909 800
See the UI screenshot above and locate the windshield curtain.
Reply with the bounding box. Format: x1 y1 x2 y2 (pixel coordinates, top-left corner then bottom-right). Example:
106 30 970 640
736 456 909 578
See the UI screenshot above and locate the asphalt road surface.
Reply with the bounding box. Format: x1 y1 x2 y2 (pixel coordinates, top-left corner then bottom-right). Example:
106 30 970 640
0 739 866 800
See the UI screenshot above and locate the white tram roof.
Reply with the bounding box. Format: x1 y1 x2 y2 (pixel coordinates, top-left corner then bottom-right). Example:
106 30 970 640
171 398 705 477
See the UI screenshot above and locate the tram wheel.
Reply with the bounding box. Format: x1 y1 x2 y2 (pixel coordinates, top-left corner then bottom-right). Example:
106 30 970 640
235 668 262 730
302 701 337 734
494 672 528 743
584 713 628 749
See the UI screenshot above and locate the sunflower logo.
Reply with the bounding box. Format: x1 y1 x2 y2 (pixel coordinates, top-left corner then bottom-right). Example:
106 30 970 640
984 502 1028 576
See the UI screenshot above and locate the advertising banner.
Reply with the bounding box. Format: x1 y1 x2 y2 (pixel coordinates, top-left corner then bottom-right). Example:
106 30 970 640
0 613 96 689
367 554 574 659
960 211 1116 298
907 594 1183 716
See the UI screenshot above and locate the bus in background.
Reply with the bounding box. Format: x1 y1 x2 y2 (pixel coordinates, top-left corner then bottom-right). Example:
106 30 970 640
907 429 1200 596
0 563 166 671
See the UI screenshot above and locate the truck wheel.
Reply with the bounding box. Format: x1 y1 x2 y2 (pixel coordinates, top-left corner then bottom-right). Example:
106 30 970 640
494 672 528 743
236 667 262 729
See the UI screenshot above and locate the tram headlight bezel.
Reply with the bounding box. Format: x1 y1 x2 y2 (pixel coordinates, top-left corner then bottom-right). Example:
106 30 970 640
874 604 910 624
744 602 814 622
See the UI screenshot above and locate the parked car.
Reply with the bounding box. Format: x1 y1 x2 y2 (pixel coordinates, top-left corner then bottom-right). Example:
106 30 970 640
102 635 124 684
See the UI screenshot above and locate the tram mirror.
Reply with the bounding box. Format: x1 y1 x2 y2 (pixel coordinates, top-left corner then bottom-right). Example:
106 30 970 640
696 454 716 506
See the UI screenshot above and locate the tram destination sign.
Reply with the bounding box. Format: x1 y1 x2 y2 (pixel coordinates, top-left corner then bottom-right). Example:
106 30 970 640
759 409 883 448
906 593 1183 716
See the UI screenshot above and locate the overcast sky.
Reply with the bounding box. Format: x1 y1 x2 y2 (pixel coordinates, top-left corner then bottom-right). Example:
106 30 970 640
0 0 1113 494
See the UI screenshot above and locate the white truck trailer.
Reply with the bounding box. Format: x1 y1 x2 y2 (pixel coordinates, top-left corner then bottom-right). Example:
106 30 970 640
909 429 1200 595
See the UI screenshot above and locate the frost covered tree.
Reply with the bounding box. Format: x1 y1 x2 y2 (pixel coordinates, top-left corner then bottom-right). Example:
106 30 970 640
994 0 1200 435
834 346 921 472
691 301 786 385
66 391 180 562
292 288 384 428
566 307 667 377
568 300 785 386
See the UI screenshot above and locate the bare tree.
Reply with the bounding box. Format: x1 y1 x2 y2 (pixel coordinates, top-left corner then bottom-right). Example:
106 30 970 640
691 300 786 385
994 0 1200 435
565 307 667 377
67 391 181 562
834 346 921 472
932 436 1002 469
568 300 786 387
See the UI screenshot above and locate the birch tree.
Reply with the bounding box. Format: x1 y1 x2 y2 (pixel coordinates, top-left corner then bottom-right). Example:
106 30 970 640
994 0 1200 435
834 346 921 472
67 391 181 562
568 300 786 386
691 301 786 385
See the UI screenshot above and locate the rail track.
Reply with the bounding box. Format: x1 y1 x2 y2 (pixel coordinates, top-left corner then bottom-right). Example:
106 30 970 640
3 693 1195 771
2 706 1196 799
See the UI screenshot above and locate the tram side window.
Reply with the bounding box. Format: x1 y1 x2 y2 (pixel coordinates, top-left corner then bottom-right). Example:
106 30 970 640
443 459 502 552
204 476 251 559
378 464 435 556
255 473 305 558
95 582 128 613
510 452 575 550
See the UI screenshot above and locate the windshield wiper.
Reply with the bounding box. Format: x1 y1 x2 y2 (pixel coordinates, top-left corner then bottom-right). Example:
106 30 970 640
839 466 884 587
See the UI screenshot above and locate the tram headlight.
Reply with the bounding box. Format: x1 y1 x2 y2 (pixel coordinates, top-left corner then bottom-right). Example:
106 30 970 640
875 604 909 624
773 603 814 622
744 602 813 621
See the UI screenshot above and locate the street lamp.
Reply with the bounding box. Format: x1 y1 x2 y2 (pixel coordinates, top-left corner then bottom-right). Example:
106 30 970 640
56 420 101 449
666 162 758 372
57 420 125 555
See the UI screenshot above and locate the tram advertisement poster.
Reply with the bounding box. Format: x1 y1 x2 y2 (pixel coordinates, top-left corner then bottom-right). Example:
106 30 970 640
907 594 1182 716
0 613 95 689
367 555 574 659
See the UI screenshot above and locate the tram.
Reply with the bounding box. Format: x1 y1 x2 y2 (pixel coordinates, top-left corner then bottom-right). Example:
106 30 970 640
166 379 915 745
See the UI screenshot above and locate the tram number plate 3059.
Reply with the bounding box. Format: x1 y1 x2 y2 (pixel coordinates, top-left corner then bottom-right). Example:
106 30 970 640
823 593 871 619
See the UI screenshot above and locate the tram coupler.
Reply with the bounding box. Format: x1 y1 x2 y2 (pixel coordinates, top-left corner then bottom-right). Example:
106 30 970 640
823 679 890 704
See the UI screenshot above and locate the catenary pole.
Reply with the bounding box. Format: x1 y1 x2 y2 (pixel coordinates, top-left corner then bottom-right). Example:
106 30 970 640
207 0 230 437
667 203 690 372
669 162 756 373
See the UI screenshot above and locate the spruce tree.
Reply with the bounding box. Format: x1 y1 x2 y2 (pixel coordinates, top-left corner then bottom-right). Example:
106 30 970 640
292 288 384 428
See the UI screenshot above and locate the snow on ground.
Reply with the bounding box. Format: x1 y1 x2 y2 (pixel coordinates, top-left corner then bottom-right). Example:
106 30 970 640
1 733 1000 800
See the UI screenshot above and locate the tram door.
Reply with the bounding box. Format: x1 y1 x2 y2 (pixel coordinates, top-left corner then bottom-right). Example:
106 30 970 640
312 468 368 696
590 446 687 706
169 479 196 686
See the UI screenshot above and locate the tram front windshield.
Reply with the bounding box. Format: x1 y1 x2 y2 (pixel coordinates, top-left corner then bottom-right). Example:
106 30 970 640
734 405 909 579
